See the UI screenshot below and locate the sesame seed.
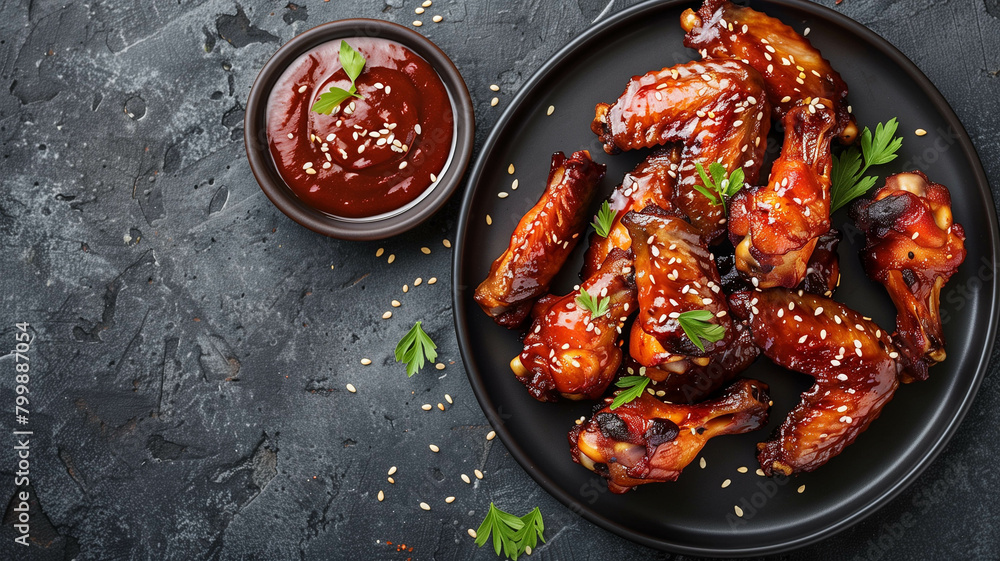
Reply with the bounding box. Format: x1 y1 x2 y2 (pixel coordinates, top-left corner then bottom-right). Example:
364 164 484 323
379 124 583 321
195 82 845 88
474 469 484 479
837 373 848 381
830 359 841 366
433 15 443 23
443 239 452 248
413 20 423 26
388 466 397 475
915 128 927 136
346 383 357 393
399 161 407 170
699 457 707 469
422 404 432 411
815 307 824 316
735 505 744 517
361 358 372 365
797 484 806 494
837 405 848 412
415 7 424 14
415 124 422 135
756 469 765 476
437 403 445 411
512 179 519 190
415 277 423 286
403 284 409 293
378 490 384 501
376 248 385 257
840 416 853 424
430 173 438 182
507 163 515 174
428 277 437 285
490 97 499 106
445 496 455 503
287 133 294 139
487 431 496 441
429 444 440 453
388 254 396 264
391 300 401 308
388 477 395 484
421 246 431 254
382 311 392 319
722 479 731 488
486 215 492 225
468 528 477 538
422 0 432 6
780 95 792 103
298 85 308 93
546 105 555 116
461 474 471 484
498 192 508 199
420 502 431 511
737 466 748 473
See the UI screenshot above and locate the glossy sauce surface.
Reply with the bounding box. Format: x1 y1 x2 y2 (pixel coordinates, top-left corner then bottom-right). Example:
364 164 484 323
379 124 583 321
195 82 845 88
267 37 454 218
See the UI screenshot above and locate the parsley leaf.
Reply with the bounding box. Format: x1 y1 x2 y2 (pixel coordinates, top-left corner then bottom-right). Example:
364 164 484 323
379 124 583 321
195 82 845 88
591 200 615 238
575 288 610 320
677 310 726 352
610 375 650 410
394 321 437 377
830 118 903 212
311 40 366 115
691 162 746 213
475 503 545 560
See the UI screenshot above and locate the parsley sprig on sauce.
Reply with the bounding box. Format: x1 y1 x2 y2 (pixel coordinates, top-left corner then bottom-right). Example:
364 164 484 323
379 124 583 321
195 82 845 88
677 310 726 352
575 288 610 320
610 375 650 410
830 118 904 212
311 40 366 115
692 162 746 213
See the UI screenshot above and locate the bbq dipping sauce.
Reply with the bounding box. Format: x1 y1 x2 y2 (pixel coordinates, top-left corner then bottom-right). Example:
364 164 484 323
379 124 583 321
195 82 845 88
266 37 455 219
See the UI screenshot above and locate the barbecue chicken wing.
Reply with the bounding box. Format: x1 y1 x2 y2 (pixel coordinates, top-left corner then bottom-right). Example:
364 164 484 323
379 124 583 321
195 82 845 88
728 101 836 288
592 59 771 243
582 148 681 279
681 0 857 143
511 249 636 401
730 289 902 476
569 379 770 493
851 171 966 382
475 151 606 327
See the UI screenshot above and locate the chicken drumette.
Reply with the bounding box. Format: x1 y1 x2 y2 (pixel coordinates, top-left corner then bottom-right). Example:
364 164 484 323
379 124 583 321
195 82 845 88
570 379 771 493
475 151 606 327
681 0 857 143
851 171 966 382
730 289 902 476
592 59 770 243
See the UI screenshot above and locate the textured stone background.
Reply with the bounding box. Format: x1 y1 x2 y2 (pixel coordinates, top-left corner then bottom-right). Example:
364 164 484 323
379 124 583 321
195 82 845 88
0 0 997 559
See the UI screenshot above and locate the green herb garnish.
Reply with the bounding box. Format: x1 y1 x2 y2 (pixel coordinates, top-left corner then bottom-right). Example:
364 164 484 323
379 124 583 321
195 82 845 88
830 118 903 212
610 375 650 410
677 310 726 352
310 40 366 115
591 200 615 238
575 288 610 320
691 162 745 213
474 503 546 560
394 321 437 377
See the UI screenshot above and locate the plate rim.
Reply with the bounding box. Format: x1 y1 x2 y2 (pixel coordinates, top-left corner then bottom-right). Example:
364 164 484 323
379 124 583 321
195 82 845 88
451 0 1000 555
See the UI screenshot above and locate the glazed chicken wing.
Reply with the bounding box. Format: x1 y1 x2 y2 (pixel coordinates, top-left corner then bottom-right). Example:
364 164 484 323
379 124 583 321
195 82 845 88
570 379 770 493
591 59 771 243
511 249 636 401
730 289 902 476
851 171 966 382
681 0 857 143
582 148 681 279
475 151 606 327
728 102 836 288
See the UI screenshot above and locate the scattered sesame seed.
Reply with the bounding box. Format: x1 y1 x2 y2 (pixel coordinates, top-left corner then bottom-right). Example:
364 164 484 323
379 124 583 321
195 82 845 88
737 466 748 473
420 502 431 511
428 277 438 284
387 254 396 264
421 246 431 254
433 15 443 23
437 403 445 411
376 248 385 257
361 358 372 365
445 496 455 503
512 179 519 190
445 394 453 404
487 431 496 441
287 133 294 139
798 485 806 493
422 404 432 411
415 277 423 286
915 128 927 136
722 479 731 488
468 528 477 538
546 105 555 116
388 466 397 475
378 490 385 501
429 444 440 453
346 383 357 393
498 192 509 198
474 469 484 479
734 505 744 517
526 546 532 555
461 474 471 484
803 27 811 36
443 239 452 248
415 7 424 14
490 97 499 107
298 85 308 93
422 0 432 6
699 457 707 469
486 214 492 225
388 477 395 484
431 173 438 182
756 469 765 476
413 20 423 27
403 284 409 293
392 300 401 308
507 163 515 174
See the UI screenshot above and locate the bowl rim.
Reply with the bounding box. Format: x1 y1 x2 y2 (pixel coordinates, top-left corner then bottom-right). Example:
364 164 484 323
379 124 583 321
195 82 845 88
244 18 475 240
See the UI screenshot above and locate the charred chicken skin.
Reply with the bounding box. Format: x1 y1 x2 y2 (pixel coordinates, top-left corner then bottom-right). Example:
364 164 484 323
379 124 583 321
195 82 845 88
851 171 966 382
681 0 857 143
475 151 606 327
730 289 902 476
582 148 681 279
570 379 771 493
728 101 836 288
591 59 771 243
623 209 733 363
511 249 637 402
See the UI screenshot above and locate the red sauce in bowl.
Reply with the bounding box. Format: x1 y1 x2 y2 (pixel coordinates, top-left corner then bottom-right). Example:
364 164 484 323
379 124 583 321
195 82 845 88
266 37 455 219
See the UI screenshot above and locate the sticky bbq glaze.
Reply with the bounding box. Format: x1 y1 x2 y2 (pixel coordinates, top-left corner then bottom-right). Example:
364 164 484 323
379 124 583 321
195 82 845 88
266 37 454 218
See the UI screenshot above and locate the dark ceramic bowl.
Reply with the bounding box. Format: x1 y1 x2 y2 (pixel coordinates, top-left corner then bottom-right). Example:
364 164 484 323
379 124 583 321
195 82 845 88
244 19 474 240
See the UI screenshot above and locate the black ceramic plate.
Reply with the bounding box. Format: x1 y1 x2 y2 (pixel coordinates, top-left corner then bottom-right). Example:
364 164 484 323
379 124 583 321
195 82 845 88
452 0 999 555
